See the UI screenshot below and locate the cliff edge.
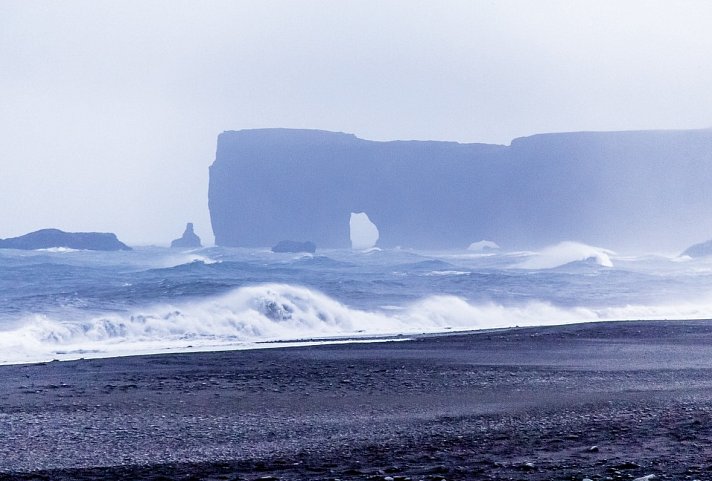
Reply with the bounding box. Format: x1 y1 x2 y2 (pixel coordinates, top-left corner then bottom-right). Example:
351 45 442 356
208 128 712 251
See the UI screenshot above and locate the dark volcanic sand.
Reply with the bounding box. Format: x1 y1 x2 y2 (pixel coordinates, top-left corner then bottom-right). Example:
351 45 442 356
2 321 712 481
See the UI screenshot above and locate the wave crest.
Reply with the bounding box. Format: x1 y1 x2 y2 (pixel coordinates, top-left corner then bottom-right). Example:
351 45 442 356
516 241 615 269
4 283 712 364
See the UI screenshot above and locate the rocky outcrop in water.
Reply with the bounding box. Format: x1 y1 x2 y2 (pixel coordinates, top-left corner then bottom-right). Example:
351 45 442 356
208 128 712 251
171 223 202 248
0 228 131 251
271 240 316 254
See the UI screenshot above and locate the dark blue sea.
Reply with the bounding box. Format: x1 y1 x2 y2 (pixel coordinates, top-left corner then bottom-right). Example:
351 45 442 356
1 242 711 364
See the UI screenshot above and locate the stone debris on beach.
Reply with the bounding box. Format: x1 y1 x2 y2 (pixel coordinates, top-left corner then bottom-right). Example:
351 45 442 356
0 321 711 480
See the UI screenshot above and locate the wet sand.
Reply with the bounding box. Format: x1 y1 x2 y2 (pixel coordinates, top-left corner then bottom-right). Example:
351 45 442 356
2 320 712 480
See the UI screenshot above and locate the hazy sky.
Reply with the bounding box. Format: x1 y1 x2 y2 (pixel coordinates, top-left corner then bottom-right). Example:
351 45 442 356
2 1 711 244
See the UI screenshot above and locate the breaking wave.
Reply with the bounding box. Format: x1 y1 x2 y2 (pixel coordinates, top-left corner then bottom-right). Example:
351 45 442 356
516 241 615 269
3 283 712 365
35 247 82 253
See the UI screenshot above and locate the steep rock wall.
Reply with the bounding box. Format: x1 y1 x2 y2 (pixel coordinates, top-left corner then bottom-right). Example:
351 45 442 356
208 128 712 251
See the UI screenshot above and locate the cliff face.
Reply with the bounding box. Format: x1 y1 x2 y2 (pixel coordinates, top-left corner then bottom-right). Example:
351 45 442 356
208 128 712 252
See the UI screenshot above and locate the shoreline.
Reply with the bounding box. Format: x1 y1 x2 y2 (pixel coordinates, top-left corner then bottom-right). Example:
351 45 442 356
2 319 712 480
3 316 707 368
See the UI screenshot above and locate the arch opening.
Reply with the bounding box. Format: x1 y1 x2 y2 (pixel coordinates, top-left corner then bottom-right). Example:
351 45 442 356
349 212 379 250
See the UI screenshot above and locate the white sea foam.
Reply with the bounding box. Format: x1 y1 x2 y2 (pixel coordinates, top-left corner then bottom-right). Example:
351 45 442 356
467 240 500 252
516 241 615 269
4 283 712 365
423 270 471 276
162 253 220 268
35 247 81 253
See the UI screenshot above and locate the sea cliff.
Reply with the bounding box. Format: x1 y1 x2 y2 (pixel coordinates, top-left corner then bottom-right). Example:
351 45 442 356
209 128 712 251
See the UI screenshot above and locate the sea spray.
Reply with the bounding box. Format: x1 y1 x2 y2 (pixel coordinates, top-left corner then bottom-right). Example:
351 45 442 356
3 246 712 364
6 281 712 364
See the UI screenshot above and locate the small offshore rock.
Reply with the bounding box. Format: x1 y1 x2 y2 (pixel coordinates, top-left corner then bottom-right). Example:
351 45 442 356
632 476 656 481
171 222 202 248
271 240 316 253
588 445 600 452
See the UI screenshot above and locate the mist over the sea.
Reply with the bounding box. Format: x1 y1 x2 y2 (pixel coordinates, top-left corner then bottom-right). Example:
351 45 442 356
2 1 712 245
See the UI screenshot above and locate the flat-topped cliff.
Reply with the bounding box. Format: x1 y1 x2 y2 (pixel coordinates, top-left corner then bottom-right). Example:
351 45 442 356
208 128 712 251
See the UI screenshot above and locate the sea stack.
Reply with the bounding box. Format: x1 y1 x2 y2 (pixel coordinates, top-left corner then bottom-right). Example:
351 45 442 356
171 223 202 248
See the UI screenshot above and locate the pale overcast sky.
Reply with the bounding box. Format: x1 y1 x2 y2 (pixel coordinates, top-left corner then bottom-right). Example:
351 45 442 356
1 1 711 244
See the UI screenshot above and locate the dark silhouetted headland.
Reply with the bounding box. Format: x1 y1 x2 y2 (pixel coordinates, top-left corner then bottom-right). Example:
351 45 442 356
0 228 131 251
209 128 712 252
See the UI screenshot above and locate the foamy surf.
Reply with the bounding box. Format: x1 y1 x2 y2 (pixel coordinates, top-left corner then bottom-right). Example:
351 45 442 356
515 241 615 269
3 282 712 365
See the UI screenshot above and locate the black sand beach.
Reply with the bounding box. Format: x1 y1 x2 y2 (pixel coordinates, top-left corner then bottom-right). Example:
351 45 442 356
2 320 712 480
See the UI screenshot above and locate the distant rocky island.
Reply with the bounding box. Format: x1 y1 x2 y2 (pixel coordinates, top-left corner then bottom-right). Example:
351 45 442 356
171 223 202 248
208 128 712 252
0 228 131 251
271 240 316 254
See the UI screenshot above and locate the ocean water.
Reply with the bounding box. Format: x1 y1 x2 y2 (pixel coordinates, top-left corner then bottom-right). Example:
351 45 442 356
1 242 712 364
